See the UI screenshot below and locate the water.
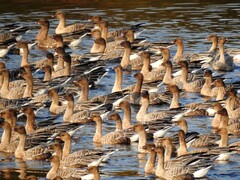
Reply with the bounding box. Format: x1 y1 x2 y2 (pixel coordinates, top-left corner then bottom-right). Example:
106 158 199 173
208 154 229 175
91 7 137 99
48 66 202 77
0 0 240 179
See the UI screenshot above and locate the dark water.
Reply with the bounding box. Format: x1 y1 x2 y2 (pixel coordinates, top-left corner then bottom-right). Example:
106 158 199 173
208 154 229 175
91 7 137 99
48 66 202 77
0 0 240 179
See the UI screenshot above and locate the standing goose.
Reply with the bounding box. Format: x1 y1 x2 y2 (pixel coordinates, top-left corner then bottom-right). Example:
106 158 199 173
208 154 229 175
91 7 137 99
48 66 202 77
14 126 51 160
91 114 131 145
46 155 100 180
213 37 235 71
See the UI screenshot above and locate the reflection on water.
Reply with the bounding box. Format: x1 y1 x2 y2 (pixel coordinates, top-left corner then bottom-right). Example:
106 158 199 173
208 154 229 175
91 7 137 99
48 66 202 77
0 0 240 179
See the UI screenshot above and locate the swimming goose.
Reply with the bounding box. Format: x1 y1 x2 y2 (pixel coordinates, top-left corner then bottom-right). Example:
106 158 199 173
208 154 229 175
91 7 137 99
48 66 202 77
131 124 147 153
212 78 226 101
0 108 17 130
200 69 214 97
136 85 180 121
63 93 97 123
46 155 100 179
155 145 212 179
14 126 51 160
162 60 181 85
0 121 12 152
91 114 131 145
16 41 30 67
53 132 115 167
225 89 240 119
0 68 33 99
178 61 204 93
52 54 71 79
90 29 106 53
118 101 132 130
208 34 218 53
142 143 157 174
178 129 236 161
52 34 65 48
112 65 123 93
140 51 164 82
213 37 235 71
36 18 56 49
173 38 184 63
48 88 66 114
53 11 92 35
217 108 240 135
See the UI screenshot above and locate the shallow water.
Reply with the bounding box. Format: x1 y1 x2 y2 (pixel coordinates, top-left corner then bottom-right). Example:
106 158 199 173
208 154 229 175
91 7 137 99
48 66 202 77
0 0 240 179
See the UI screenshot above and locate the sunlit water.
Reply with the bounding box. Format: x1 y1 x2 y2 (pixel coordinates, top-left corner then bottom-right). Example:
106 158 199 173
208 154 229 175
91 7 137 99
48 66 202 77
0 0 240 179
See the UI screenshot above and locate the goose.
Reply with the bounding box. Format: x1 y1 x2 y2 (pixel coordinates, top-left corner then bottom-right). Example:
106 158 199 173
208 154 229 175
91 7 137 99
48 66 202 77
90 29 106 53
142 144 157 174
0 121 12 152
63 93 107 123
140 51 164 82
177 129 236 161
14 126 51 160
91 114 131 145
200 69 214 97
173 38 185 63
35 18 56 49
136 85 180 122
178 61 204 93
224 89 240 119
0 68 33 99
213 37 235 71
53 11 92 35
52 54 72 79
155 145 213 179
130 124 147 153
212 78 226 101
48 88 66 114
16 41 30 67
111 65 123 93
46 155 100 179
50 133 115 169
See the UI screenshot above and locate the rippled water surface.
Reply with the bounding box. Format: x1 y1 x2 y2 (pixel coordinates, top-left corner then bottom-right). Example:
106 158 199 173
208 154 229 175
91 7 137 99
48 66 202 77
0 0 240 179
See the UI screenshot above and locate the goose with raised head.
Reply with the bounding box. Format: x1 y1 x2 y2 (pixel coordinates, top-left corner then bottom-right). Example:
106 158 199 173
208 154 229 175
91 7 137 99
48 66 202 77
52 54 71 79
112 65 123 93
91 114 130 145
36 18 56 49
155 145 213 179
225 89 240 119
136 85 180 122
46 155 100 180
48 88 66 114
16 41 30 67
14 126 51 160
0 68 33 99
213 37 235 71
142 143 157 174
53 11 92 34
178 61 204 93
51 133 113 169
140 51 164 82
90 29 106 53
131 124 147 153
0 121 12 152
200 69 214 97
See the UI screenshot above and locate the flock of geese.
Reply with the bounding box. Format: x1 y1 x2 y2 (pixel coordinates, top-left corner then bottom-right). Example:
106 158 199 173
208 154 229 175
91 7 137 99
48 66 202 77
0 10 240 180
